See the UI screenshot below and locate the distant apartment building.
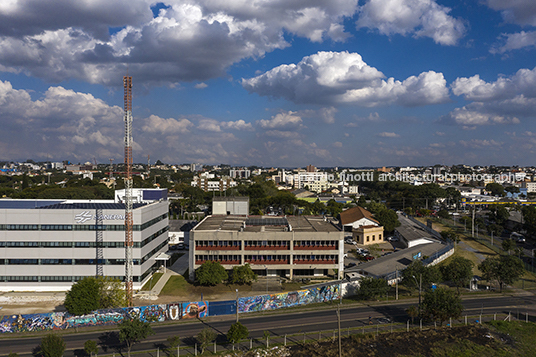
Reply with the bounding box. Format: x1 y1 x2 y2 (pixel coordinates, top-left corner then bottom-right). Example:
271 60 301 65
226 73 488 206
522 182 536 193
306 165 317 172
191 176 237 192
229 169 251 179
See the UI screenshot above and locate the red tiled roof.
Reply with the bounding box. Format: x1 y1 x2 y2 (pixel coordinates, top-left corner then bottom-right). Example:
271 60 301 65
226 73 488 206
339 206 379 226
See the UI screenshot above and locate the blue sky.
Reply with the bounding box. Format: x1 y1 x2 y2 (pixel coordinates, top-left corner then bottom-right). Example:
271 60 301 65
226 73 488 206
1 0 536 168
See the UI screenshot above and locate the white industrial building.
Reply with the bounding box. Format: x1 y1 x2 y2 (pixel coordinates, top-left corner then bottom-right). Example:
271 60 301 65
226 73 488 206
0 189 169 292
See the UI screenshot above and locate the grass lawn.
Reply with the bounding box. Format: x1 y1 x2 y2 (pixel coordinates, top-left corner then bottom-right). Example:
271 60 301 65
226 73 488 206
140 272 163 291
160 274 253 299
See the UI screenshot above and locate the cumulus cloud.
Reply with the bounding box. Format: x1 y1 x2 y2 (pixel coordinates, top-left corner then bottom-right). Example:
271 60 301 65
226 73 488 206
0 80 124 160
0 0 359 85
459 139 503 149
377 132 400 137
485 0 536 26
257 111 303 129
452 67 536 102
242 51 450 106
445 66 536 128
491 31 536 54
142 115 193 134
356 0 466 45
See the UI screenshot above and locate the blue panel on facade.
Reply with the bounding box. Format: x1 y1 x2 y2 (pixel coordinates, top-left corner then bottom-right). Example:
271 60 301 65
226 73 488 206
143 189 167 201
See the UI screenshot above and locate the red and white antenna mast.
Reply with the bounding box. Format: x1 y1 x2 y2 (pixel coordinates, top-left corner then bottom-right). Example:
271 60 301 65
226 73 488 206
123 75 134 306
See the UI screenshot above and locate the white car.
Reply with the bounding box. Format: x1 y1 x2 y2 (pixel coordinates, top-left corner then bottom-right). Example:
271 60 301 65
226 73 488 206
387 236 399 242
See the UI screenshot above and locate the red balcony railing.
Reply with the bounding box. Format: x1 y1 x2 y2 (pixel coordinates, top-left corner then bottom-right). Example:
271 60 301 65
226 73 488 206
196 246 240 251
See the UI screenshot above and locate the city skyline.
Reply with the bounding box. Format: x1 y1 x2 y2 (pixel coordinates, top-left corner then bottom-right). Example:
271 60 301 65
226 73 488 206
1 1 536 167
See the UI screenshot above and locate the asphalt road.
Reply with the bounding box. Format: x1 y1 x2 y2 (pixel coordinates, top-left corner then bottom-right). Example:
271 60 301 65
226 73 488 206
1 294 534 356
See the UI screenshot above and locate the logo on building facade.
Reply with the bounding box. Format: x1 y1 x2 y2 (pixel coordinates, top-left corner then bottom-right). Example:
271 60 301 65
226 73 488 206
75 211 93 224
75 211 126 224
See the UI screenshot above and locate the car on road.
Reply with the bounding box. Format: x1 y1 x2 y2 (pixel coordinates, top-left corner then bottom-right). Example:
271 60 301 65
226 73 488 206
511 232 525 243
376 317 391 324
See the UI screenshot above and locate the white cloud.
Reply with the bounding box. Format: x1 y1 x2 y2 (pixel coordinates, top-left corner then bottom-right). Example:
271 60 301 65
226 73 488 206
195 83 208 89
451 67 536 102
0 0 360 85
356 0 466 45
243 51 449 106
257 111 303 129
333 141 343 147
459 139 503 149
377 131 400 137
485 0 536 26
222 120 254 131
441 105 520 128
264 130 301 139
491 31 536 54
142 115 193 134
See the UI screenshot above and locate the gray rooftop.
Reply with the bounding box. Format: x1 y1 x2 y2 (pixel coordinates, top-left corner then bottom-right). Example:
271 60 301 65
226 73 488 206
396 213 434 241
193 215 340 233
347 241 445 278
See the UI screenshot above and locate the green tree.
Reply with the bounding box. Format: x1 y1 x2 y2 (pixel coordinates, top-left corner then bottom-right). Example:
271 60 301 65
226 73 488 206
487 223 504 237
39 333 66 357
196 261 228 286
118 318 154 357
401 261 442 292
84 340 99 357
440 229 459 243
357 277 389 300
227 321 249 344
522 205 536 238
97 276 127 308
440 257 474 294
357 195 367 207
64 276 126 315
197 327 217 354
501 238 516 255
479 255 525 292
406 305 419 324
229 264 257 285
485 183 505 197
421 287 463 325
374 208 400 233
437 209 450 219
166 335 180 357
64 277 100 315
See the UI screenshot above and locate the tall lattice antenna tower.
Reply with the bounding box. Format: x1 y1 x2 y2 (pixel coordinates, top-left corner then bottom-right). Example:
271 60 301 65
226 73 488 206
123 75 134 306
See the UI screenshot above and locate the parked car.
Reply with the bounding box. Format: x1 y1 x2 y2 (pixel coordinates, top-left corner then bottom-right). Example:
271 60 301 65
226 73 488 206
364 255 375 261
345 238 354 245
387 236 399 242
511 232 525 243
346 262 356 268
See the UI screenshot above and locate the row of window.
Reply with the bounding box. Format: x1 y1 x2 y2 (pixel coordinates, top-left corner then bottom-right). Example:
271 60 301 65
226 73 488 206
244 241 288 247
141 239 168 264
0 259 142 265
194 240 339 249
365 234 383 242
0 229 168 249
294 241 338 247
0 213 167 232
195 240 241 247
0 275 147 282
194 255 339 262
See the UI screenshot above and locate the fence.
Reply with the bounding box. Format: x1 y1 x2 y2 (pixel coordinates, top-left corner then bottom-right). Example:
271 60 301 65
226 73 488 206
65 312 535 356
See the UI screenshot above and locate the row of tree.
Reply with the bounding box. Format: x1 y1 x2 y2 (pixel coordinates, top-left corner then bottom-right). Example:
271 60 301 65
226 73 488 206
196 261 257 286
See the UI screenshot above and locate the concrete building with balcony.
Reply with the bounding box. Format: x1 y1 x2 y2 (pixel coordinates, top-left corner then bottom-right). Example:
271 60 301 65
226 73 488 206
189 215 343 280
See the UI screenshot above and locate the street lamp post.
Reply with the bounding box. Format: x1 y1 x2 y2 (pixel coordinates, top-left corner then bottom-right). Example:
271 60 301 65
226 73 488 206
236 289 239 322
412 274 422 317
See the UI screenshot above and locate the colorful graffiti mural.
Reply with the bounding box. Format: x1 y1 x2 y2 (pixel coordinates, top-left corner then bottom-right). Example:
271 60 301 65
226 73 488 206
0 283 342 334
238 284 340 313
0 300 209 334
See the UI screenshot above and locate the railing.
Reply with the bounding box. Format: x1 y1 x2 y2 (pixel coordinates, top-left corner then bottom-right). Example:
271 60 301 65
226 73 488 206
294 260 337 264
245 259 290 265
196 246 240 251
294 245 337 250
195 260 240 265
244 246 290 250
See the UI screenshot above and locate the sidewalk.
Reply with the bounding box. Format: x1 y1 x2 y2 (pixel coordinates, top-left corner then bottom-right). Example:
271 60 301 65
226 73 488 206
146 251 189 296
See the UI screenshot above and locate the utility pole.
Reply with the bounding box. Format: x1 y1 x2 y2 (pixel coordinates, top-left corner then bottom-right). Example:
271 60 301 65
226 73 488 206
472 206 475 238
123 74 134 307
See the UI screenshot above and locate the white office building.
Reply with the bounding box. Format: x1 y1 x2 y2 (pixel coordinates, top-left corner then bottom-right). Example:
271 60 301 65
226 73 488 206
0 189 169 292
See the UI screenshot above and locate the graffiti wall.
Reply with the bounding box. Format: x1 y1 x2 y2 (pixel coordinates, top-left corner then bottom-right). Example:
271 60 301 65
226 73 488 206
0 300 209 334
238 284 340 313
0 283 341 334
